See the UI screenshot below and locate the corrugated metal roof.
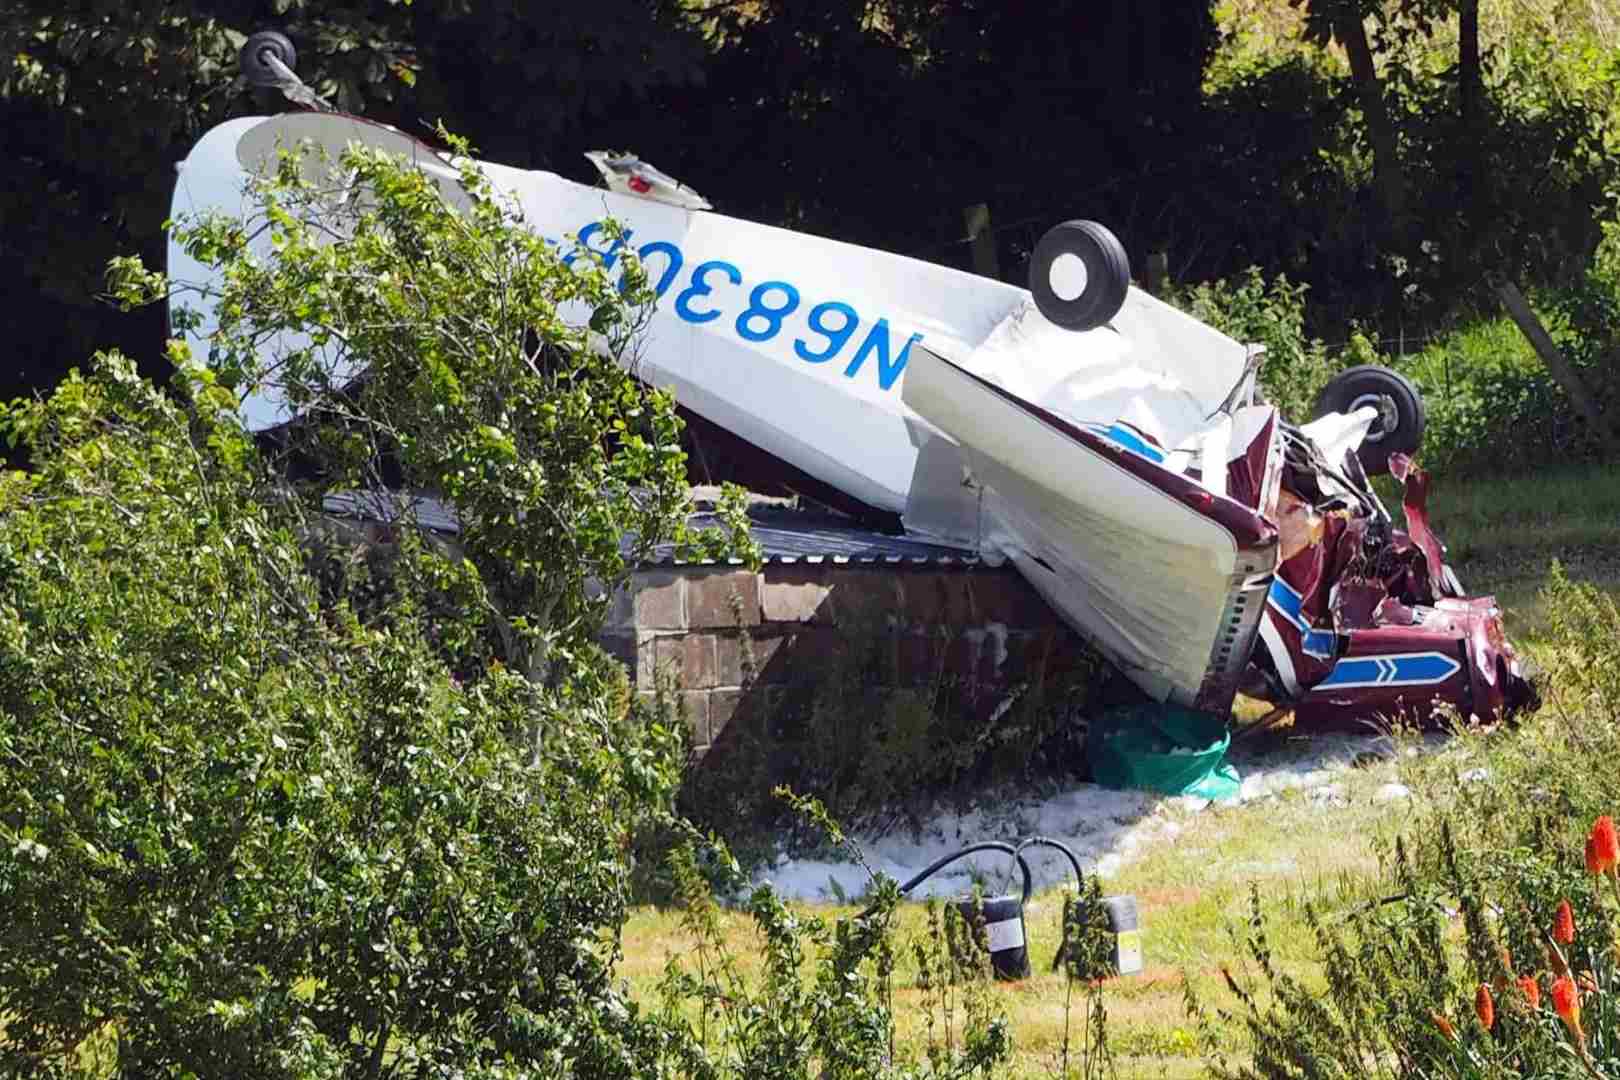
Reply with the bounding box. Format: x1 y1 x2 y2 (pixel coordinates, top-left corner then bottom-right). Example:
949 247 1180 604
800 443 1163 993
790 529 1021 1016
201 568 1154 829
321 490 998 568
650 507 996 567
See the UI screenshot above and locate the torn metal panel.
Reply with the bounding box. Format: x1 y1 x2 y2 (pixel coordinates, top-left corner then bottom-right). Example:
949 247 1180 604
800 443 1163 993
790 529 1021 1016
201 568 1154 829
1250 444 1533 726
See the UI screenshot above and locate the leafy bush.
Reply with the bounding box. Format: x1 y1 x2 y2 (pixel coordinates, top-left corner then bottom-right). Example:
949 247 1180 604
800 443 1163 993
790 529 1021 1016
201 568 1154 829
1188 565 1620 1078
1406 293 1618 477
1164 268 1338 421
0 358 686 1076
0 125 1120 1080
1408 341 1597 476
654 842 1011 1080
1 131 765 1076
650 797 1121 1080
1549 242 1620 446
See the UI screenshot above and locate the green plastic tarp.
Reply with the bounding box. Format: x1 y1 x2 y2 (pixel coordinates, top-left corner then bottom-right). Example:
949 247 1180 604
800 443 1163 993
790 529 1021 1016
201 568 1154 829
1086 704 1241 801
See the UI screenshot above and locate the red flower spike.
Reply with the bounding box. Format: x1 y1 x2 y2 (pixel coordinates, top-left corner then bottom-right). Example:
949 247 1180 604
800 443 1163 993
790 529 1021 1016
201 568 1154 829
1554 899 1576 945
1519 975 1541 1008
1587 834 1603 876
1431 1012 1456 1041
1475 983 1495 1031
1592 815 1619 874
1553 975 1583 1040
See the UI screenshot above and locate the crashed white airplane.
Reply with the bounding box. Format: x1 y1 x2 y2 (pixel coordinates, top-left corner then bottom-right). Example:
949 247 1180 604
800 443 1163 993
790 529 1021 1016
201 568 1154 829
165 35 1536 728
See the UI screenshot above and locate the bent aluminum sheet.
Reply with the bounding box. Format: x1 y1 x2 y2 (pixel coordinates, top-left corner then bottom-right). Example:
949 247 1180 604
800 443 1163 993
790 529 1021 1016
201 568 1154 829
901 345 1279 709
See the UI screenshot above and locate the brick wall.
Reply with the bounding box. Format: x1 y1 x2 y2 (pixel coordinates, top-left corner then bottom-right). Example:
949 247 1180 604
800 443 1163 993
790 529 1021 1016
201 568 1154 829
601 562 1098 756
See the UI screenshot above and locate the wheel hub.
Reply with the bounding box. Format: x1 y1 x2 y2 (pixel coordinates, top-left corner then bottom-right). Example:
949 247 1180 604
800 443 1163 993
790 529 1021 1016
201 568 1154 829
1348 392 1398 443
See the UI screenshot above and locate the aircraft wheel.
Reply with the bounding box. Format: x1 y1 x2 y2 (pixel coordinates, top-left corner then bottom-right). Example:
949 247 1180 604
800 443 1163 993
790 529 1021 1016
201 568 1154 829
1029 220 1131 331
1312 364 1426 475
241 30 298 87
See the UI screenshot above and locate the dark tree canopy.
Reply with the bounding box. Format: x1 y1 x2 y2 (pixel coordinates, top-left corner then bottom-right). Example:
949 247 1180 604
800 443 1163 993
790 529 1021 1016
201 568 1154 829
0 0 1218 405
0 0 707 402
594 0 1217 267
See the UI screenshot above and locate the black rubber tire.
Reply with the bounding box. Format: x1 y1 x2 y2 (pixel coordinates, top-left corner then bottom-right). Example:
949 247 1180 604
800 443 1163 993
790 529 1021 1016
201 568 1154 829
241 31 298 88
1311 364 1426 475
1028 220 1131 331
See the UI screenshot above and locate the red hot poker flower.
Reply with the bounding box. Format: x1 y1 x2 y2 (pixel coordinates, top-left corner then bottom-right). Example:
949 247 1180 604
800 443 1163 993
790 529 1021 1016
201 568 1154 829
1431 1012 1456 1041
1588 835 1603 876
1475 983 1495 1031
1554 899 1577 945
1592 815 1620 874
1519 975 1541 1008
1552 975 1583 1041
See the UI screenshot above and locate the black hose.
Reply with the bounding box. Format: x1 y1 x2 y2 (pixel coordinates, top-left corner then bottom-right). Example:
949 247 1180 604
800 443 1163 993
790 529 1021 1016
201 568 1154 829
1013 835 1086 893
856 841 1034 921
858 838 1079 923
1015 836 1090 973
894 841 1034 904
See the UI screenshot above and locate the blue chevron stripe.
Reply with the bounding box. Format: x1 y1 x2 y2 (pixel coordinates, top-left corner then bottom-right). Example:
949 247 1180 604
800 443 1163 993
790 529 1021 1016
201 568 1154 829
1267 577 1336 659
1312 651 1462 691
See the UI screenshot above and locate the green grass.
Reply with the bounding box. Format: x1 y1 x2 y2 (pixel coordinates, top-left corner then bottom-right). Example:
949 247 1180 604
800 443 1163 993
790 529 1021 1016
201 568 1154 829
1395 461 1620 642
620 460 1620 1077
622 751 1462 1078
1398 315 1540 391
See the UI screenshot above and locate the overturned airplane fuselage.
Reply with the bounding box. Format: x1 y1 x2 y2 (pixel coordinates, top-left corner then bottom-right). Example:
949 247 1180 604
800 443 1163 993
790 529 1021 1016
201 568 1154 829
168 111 1534 727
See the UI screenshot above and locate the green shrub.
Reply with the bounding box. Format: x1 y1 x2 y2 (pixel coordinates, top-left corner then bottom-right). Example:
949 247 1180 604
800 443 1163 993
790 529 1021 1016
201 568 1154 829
0 358 686 1077
1197 3 1620 335
1 124 1120 1080
1164 268 1338 422
653 840 1012 1080
1188 565 1620 1078
1406 296 1617 476
649 797 1121 1080
1 131 762 1076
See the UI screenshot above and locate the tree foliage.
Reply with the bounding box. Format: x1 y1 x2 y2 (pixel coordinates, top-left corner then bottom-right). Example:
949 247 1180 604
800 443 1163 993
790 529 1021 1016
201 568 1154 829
113 132 754 710
0 353 688 1077
0 131 752 1076
627 0 1216 262
0 0 1220 409
9 0 1620 413
0 0 708 405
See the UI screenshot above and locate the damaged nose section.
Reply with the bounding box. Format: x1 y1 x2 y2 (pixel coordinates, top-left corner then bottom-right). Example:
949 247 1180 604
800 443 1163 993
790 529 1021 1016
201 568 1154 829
1450 597 1539 725
1269 452 1538 731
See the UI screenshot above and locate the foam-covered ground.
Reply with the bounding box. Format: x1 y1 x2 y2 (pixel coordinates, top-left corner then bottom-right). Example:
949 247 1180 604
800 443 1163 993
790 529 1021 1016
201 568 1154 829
753 733 1428 902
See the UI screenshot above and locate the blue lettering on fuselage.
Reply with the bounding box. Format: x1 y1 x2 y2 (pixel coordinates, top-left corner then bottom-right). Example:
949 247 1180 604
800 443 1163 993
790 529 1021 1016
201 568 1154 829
559 220 925 391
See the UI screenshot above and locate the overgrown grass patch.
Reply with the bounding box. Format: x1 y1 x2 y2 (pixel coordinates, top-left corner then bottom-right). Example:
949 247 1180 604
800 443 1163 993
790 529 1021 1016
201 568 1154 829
1193 566 1620 1077
1393 462 1620 642
623 729 1450 1077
